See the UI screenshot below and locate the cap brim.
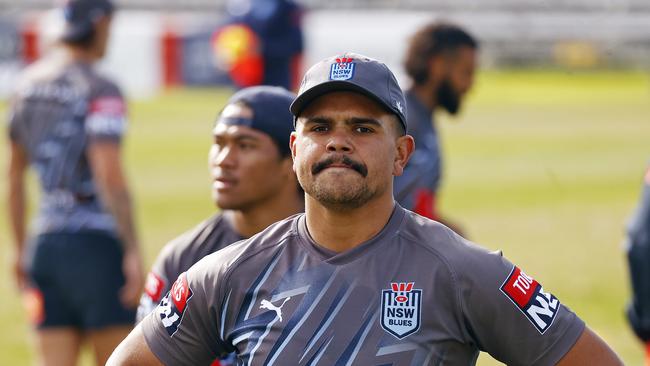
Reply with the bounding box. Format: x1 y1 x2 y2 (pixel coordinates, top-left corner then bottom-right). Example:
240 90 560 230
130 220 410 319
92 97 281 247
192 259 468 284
61 24 89 42
290 80 396 121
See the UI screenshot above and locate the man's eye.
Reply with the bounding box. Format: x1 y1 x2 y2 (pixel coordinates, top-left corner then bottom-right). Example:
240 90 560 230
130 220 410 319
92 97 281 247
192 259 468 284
355 126 373 133
312 125 328 132
239 142 255 150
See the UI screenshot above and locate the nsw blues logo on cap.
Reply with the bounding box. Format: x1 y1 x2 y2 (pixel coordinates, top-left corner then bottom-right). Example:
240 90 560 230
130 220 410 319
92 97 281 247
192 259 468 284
329 57 355 81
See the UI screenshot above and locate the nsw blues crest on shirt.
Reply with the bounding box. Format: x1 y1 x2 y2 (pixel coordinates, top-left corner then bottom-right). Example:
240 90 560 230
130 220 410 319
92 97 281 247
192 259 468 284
329 57 355 80
381 282 422 339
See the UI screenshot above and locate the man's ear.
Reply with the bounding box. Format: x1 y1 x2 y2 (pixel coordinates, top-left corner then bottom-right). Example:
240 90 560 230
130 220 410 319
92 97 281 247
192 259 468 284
289 131 298 172
393 134 415 177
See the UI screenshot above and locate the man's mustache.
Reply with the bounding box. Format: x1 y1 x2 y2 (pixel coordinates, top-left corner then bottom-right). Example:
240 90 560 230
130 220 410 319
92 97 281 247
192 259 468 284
311 155 368 177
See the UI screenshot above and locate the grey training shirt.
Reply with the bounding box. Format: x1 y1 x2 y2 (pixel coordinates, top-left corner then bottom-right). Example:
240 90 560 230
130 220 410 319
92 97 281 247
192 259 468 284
142 205 584 365
394 90 441 218
7 58 127 235
136 213 243 323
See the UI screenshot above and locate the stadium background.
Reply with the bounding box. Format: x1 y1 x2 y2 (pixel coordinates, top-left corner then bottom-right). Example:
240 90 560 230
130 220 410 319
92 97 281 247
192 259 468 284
0 0 649 364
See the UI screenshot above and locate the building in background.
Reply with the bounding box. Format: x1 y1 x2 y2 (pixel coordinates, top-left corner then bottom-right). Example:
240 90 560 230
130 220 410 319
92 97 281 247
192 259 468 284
0 0 649 97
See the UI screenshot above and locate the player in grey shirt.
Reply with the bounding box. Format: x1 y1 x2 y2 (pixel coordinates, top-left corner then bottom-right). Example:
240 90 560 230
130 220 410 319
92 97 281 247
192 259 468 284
7 1 143 364
136 86 304 325
109 54 622 365
396 22 478 234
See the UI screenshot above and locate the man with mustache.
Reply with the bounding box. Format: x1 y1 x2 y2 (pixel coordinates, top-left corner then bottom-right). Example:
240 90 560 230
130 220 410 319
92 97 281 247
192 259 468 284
108 54 621 365
135 85 303 365
396 22 478 233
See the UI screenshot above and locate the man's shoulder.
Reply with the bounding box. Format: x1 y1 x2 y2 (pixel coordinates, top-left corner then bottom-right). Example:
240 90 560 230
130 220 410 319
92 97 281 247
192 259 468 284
400 210 502 269
156 214 236 265
86 70 122 99
189 213 303 276
13 58 63 96
15 59 121 101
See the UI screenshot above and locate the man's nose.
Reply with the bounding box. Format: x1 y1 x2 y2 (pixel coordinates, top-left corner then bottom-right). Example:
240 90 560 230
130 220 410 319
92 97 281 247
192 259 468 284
210 145 236 168
325 130 353 153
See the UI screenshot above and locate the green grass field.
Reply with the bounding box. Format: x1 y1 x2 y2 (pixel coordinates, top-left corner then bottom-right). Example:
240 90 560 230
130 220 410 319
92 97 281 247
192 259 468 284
1 69 649 364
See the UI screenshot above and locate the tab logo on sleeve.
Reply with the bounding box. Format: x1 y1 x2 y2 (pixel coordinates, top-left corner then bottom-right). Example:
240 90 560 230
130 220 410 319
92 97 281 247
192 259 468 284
144 272 166 303
158 272 193 336
500 266 560 334
86 97 127 136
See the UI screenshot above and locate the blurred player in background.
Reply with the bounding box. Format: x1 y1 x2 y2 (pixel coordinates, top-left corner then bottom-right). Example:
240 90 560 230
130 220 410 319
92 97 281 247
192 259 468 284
211 0 304 90
108 53 621 366
6 0 144 364
136 86 303 365
396 22 478 234
625 165 650 364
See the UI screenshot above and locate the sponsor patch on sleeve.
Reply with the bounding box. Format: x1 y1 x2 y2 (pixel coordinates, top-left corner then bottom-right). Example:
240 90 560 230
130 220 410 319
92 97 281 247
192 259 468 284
500 266 560 334
144 272 166 303
85 97 127 137
158 272 193 336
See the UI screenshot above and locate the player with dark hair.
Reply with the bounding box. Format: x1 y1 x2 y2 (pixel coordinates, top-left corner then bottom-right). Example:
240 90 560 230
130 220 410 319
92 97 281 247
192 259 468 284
625 166 650 363
396 22 478 232
135 86 303 365
6 1 143 365
108 53 621 366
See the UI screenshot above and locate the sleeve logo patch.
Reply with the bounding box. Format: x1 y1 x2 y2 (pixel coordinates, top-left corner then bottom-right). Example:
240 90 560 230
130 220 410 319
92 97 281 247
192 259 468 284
144 272 166 303
158 272 193 336
500 266 560 334
86 97 127 136
89 97 126 116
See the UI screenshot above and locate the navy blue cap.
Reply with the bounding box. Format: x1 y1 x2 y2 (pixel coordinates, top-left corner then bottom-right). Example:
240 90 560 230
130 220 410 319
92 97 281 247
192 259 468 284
61 0 114 42
290 52 407 132
218 86 296 156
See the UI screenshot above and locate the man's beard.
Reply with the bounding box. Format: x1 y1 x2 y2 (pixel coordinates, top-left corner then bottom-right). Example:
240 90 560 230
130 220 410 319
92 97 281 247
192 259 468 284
300 155 376 210
437 78 461 115
308 178 376 210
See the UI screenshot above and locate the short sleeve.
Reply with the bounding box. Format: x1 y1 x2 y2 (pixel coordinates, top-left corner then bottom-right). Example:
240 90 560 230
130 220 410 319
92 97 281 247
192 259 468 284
457 247 585 365
85 84 127 142
136 231 196 323
136 269 169 324
141 257 229 365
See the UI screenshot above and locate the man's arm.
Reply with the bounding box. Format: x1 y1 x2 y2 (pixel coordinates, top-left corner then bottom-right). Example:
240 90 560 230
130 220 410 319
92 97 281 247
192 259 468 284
87 141 143 307
7 141 28 290
556 327 622 365
106 324 163 366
